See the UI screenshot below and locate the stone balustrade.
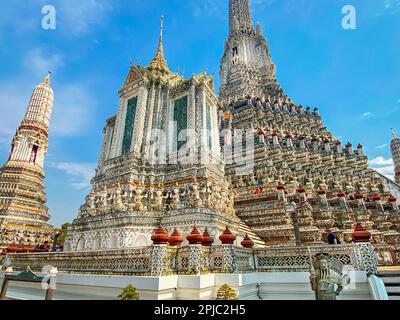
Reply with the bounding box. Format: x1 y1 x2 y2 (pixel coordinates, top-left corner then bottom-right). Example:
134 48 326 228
4 243 378 277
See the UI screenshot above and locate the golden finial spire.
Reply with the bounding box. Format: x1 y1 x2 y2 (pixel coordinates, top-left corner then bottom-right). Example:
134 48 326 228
44 71 51 85
160 15 164 41
147 15 170 75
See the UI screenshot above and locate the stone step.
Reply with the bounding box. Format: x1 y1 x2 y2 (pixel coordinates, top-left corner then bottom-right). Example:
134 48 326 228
237 221 266 247
381 277 400 285
386 287 400 295
389 296 400 301
378 270 400 277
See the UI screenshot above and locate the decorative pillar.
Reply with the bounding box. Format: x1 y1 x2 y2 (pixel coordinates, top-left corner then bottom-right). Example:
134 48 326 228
186 226 203 275
150 225 169 276
110 97 127 158
277 184 286 202
297 187 307 202
352 223 377 275
372 195 384 212
355 193 366 210
133 86 149 155
388 195 398 211
142 83 156 157
357 143 364 156
219 227 237 273
346 142 353 155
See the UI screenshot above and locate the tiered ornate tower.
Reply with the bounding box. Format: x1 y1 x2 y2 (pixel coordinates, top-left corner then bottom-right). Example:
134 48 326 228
391 130 400 184
0 74 55 250
219 0 285 105
219 0 400 256
65 18 262 252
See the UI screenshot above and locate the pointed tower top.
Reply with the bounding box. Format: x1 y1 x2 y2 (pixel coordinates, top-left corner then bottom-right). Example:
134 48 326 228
229 0 255 35
256 21 262 35
148 15 170 76
43 71 51 86
392 128 398 140
160 15 164 39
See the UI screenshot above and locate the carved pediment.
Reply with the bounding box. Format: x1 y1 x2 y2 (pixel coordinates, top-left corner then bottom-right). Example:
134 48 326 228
122 67 143 88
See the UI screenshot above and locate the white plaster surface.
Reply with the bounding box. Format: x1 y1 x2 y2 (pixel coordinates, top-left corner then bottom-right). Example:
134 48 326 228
0 271 373 300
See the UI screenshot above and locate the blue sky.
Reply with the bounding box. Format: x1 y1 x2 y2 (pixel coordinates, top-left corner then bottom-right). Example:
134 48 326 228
0 0 399 227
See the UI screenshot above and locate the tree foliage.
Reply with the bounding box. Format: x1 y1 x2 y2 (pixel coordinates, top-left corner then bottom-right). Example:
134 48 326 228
216 284 238 300
54 223 72 247
118 285 141 300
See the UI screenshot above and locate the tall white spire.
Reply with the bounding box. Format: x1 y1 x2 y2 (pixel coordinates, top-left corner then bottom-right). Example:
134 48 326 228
220 0 281 102
8 74 55 168
0 74 55 250
23 72 54 129
391 129 400 183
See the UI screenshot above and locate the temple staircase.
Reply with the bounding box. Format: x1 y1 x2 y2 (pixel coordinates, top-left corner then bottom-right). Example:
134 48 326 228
378 269 400 300
237 221 267 248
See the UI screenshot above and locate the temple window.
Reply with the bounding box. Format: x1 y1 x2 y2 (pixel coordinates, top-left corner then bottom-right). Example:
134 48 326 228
122 96 138 155
30 145 39 164
174 96 188 151
232 46 238 56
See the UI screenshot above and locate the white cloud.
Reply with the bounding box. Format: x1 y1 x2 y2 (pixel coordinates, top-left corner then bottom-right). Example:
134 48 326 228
369 156 394 166
376 143 388 149
361 112 373 118
49 162 96 190
24 48 64 77
369 156 395 181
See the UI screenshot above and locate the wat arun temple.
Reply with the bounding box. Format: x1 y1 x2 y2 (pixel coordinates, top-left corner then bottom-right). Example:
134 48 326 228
1 0 400 300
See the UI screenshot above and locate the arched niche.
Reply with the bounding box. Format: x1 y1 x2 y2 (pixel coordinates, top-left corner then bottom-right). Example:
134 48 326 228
77 238 85 251
93 236 101 250
134 235 148 247
110 234 118 249
64 242 71 252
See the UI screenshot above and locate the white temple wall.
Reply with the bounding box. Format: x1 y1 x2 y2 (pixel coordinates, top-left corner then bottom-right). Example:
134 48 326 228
0 272 374 301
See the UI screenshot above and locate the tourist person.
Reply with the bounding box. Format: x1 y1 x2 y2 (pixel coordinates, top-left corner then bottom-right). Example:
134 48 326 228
327 231 341 245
